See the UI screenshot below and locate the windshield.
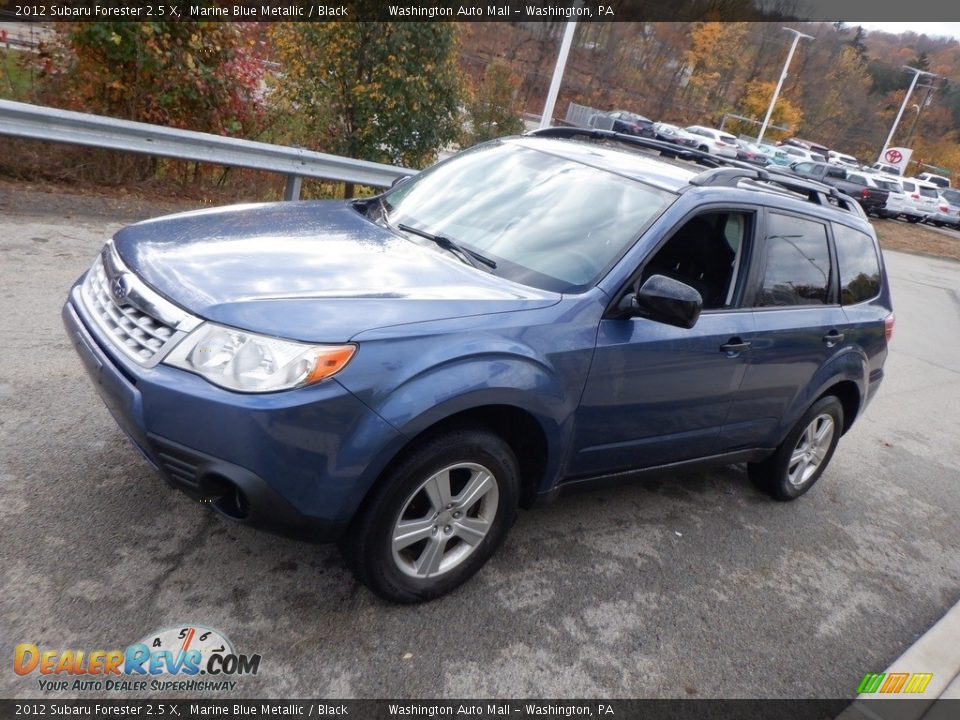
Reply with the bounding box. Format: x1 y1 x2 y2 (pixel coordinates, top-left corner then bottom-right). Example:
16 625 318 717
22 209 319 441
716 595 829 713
380 142 675 292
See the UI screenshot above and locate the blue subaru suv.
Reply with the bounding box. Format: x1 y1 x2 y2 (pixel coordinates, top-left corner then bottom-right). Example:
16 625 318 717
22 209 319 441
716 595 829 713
63 129 893 602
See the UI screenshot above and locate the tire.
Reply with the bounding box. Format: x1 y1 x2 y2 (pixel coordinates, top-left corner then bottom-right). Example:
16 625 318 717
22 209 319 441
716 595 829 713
748 396 844 501
907 216 921 224
698 144 709 153
343 428 519 603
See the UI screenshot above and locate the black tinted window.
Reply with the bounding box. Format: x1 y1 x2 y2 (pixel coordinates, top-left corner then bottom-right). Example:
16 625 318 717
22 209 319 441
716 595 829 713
756 214 831 307
834 224 881 305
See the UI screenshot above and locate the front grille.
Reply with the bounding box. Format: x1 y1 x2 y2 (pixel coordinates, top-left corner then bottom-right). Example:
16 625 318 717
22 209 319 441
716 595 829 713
78 244 200 367
82 256 176 363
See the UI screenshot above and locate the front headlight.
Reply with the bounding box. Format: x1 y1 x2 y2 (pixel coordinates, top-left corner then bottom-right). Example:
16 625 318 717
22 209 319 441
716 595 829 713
163 323 356 393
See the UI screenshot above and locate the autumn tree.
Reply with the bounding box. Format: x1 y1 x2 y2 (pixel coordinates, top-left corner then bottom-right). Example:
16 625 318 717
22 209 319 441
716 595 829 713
729 80 803 139
270 22 463 185
29 22 265 135
463 60 524 146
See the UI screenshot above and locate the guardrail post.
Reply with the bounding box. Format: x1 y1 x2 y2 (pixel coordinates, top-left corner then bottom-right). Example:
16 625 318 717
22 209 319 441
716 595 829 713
283 174 303 201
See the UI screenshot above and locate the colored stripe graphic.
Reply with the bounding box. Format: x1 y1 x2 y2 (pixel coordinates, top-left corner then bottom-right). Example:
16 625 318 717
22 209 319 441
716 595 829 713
858 672 933 694
880 673 909 693
903 673 933 694
858 673 886 694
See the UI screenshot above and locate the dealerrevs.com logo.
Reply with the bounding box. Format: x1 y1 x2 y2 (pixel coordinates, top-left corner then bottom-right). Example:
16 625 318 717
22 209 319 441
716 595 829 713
14 625 262 693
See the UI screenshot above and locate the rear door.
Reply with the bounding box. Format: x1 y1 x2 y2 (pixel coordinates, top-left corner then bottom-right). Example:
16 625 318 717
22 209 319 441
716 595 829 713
721 210 847 450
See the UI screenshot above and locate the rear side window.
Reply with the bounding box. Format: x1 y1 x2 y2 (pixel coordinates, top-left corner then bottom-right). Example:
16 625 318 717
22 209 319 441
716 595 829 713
755 213 832 307
833 224 881 305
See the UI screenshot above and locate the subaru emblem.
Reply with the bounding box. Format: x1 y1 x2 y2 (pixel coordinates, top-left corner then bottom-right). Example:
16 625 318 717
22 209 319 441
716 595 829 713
111 275 128 301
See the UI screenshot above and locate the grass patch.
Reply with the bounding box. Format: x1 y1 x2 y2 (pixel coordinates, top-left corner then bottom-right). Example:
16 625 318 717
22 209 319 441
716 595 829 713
873 218 960 262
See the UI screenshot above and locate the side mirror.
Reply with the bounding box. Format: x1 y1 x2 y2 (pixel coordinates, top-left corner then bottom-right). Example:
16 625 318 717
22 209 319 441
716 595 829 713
390 175 412 189
618 275 703 329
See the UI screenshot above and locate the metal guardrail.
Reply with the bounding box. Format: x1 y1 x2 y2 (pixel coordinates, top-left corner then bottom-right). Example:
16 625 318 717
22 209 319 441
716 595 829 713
0 99 415 199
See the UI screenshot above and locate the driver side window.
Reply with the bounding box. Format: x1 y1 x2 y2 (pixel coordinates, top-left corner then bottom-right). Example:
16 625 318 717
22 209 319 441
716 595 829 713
640 211 751 310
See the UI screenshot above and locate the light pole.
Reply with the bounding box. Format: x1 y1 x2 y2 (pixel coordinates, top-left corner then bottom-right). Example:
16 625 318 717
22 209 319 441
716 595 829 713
881 67 938 159
539 21 579 130
757 28 813 144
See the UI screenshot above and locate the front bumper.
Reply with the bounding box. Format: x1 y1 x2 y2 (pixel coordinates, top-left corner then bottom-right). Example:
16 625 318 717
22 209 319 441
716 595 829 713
63 286 403 543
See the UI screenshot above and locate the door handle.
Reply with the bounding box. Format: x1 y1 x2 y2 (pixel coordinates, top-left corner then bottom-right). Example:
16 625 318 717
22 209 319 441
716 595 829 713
720 338 751 356
822 330 845 347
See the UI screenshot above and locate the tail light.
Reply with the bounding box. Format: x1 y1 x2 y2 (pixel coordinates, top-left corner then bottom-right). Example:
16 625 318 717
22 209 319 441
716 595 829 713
861 188 870 199
940 205 949 213
911 193 920 200
884 313 895 343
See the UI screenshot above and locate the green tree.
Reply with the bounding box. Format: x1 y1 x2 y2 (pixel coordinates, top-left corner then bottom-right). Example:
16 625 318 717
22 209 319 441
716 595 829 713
270 22 463 192
464 60 524 146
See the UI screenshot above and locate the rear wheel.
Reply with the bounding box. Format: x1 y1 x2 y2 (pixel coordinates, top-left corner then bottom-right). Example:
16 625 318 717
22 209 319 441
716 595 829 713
343 428 519 603
748 396 843 501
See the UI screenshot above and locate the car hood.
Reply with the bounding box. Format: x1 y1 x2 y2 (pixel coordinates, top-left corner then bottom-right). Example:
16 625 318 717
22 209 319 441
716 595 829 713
112 201 560 343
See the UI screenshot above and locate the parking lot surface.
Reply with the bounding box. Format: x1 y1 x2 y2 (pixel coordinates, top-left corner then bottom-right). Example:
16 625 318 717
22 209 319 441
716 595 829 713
1 194 958 699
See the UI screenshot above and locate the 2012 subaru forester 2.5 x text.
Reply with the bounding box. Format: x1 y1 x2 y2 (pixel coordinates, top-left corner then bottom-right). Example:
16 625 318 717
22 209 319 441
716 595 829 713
63 129 893 602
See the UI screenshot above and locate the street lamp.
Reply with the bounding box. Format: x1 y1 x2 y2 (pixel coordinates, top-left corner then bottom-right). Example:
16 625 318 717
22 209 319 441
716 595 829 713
539 21 579 129
880 66 939 160
757 28 814 145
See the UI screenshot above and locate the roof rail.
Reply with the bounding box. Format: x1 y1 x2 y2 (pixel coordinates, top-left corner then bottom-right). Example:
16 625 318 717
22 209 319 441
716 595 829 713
526 126 723 168
687 162 863 217
688 167 770 186
526 126 865 218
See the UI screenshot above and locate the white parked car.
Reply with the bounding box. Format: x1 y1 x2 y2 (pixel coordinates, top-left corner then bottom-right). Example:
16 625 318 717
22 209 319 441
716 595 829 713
916 172 951 189
869 175 910 219
782 145 827 164
898 178 940 223
870 162 902 176
683 125 739 158
928 188 960 228
828 150 860 168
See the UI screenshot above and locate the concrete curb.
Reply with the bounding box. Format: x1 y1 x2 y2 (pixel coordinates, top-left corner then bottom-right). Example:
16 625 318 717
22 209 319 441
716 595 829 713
837 596 960 719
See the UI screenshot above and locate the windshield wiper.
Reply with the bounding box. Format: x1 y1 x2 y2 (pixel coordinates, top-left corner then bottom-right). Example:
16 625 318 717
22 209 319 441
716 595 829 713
397 223 497 270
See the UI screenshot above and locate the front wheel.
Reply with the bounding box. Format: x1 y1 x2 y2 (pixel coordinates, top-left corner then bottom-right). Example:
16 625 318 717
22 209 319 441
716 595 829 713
343 429 519 603
748 396 844 501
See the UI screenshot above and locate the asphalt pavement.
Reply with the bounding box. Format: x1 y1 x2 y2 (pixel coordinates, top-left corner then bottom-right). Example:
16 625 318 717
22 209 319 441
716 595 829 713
0 194 958 699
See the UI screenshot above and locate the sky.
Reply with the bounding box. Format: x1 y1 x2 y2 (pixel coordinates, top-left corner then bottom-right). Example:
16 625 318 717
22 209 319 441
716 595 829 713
855 22 960 41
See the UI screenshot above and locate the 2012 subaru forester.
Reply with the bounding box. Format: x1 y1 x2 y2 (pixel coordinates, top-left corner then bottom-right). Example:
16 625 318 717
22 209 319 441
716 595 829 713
63 129 893 602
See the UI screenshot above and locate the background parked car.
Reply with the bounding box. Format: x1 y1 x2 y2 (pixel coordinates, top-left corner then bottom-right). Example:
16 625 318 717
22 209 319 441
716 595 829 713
735 141 771 166
870 162 902 176
929 187 960 228
869 175 910 219
683 125 739 158
651 122 700 148
897 178 940 222
782 145 827 164
785 161 889 215
780 137 831 158
755 143 792 166
828 150 860 168
917 172 951 189
590 110 655 137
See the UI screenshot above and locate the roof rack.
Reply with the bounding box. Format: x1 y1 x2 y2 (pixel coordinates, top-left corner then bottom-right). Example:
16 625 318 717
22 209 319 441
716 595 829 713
525 126 864 218
526 126 725 168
